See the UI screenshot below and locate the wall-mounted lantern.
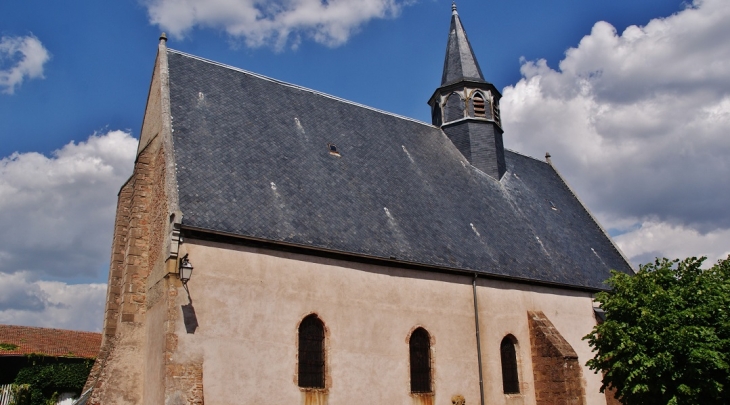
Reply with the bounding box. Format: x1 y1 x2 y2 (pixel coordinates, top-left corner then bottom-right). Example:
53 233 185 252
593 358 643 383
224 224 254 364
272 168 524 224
179 254 194 284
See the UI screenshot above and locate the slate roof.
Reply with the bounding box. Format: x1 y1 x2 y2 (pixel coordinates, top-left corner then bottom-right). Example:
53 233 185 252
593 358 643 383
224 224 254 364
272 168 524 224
0 324 101 358
441 5 485 86
167 50 632 291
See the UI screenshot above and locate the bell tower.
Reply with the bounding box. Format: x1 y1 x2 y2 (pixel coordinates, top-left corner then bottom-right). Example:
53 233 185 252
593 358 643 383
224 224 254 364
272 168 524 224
428 3 506 180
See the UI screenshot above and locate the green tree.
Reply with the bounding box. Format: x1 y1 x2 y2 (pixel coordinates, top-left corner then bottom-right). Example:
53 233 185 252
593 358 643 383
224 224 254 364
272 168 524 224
13 359 93 405
585 256 730 405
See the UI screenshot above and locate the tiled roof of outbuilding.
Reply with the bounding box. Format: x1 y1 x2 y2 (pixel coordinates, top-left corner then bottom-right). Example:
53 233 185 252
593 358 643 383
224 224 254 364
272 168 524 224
0 324 101 358
167 50 632 291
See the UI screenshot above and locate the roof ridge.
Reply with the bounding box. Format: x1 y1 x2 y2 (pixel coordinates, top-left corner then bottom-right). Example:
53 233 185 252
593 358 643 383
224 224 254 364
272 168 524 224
0 324 101 335
167 49 435 129
504 148 549 164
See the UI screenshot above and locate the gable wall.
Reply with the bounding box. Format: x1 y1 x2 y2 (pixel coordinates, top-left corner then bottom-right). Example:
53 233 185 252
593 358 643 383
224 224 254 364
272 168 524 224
137 52 163 155
164 238 608 405
85 39 178 405
86 140 162 405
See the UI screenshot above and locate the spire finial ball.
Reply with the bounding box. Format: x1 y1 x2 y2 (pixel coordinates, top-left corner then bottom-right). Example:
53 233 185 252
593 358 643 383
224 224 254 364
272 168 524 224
452 2 458 13
159 32 167 42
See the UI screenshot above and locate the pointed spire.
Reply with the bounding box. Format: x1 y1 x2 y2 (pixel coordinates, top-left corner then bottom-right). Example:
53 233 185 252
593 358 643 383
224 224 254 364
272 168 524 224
441 3 485 85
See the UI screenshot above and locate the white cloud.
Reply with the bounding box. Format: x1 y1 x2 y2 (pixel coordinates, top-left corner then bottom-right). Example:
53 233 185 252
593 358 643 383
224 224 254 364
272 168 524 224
0 130 137 279
143 0 410 49
614 221 730 268
0 35 50 94
0 272 49 311
0 272 106 331
501 0 730 265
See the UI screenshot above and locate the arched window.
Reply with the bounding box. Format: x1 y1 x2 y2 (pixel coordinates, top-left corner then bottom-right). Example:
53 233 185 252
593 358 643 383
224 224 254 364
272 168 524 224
500 336 519 394
409 327 432 393
298 314 325 388
444 93 464 123
472 93 486 118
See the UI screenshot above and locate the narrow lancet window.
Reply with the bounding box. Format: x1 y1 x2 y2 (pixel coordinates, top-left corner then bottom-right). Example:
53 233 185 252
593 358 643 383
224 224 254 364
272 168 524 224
298 314 325 388
409 327 432 393
500 336 520 394
444 93 464 122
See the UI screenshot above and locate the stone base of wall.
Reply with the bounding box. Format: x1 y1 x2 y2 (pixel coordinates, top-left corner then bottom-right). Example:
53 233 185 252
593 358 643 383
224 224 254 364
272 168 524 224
164 363 204 405
528 311 586 405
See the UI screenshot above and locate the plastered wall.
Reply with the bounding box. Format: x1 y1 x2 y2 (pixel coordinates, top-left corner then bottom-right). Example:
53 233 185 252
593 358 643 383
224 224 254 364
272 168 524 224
170 238 609 405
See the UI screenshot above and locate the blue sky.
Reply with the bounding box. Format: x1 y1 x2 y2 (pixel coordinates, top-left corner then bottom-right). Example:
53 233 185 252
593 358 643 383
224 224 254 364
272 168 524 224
1 0 684 157
1 0 729 331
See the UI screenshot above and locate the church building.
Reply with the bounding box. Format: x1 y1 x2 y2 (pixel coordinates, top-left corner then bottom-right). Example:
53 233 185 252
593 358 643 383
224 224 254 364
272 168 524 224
84 5 631 405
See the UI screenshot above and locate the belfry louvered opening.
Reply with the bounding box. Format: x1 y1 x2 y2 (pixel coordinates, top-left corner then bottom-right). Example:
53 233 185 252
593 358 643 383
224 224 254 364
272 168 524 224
473 94 486 118
298 314 325 388
500 336 520 394
409 327 432 393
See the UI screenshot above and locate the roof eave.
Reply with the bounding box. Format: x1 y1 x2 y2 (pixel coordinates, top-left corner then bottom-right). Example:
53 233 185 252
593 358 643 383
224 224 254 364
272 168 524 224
427 80 502 106
180 224 611 293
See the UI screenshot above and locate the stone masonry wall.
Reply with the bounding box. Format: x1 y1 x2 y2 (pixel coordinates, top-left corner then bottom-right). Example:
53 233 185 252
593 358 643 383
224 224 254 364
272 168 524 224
147 145 168 283
528 311 587 405
104 182 133 339
163 277 204 405
85 138 165 405
119 147 155 324
84 38 194 404
82 180 133 393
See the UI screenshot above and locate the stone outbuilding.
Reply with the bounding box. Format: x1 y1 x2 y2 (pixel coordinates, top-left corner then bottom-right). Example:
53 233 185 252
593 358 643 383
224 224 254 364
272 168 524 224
85 5 630 405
